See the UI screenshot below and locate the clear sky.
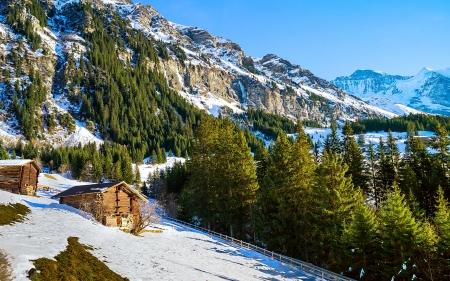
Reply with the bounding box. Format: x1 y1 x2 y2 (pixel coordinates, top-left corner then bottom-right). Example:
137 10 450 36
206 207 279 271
140 0 450 80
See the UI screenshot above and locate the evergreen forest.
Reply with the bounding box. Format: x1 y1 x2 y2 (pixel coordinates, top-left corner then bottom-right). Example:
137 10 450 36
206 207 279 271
149 119 450 281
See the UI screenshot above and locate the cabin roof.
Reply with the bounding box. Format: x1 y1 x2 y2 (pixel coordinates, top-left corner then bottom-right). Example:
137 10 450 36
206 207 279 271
52 181 148 202
0 159 41 172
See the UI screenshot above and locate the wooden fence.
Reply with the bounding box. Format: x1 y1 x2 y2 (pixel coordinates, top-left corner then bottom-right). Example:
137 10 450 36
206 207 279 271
165 217 355 281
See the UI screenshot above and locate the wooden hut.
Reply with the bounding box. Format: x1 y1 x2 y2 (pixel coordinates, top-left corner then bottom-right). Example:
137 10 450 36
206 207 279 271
52 181 148 228
0 159 41 195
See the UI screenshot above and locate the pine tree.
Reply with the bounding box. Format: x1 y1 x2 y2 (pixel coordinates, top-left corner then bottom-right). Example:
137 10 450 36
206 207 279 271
114 160 122 181
212 118 258 237
255 133 293 251
385 130 401 182
340 192 379 280
377 184 435 280
121 153 134 184
312 150 358 267
134 165 141 190
366 142 379 207
433 186 450 279
342 121 369 194
375 137 393 205
0 141 9 159
285 123 316 259
323 121 340 155
403 133 436 216
182 118 219 228
254 143 269 186
429 123 450 197
91 151 103 183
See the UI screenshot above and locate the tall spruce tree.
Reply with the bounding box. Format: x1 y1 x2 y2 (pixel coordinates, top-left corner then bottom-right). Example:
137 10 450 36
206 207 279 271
340 192 380 280
402 133 436 216
366 142 379 207
433 186 450 279
342 121 369 194
375 137 393 205
254 143 269 186
182 118 219 229
323 121 340 155
312 150 358 267
214 118 258 238
255 133 293 252
429 123 450 198
377 184 435 280
283 123 315 259
385 131 401 182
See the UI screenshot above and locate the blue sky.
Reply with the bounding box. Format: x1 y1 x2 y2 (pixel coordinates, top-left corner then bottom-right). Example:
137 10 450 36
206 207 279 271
141 0 450 80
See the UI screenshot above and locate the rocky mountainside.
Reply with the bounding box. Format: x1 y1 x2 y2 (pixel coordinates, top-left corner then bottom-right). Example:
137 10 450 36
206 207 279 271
0 0 396 147
333 68 450 116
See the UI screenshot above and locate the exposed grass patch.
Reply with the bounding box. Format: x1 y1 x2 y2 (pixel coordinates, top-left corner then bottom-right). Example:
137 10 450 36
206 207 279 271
141 229 163 233
0 251 12 281
0 203 31 225
43 174 57 180
29 237 129 281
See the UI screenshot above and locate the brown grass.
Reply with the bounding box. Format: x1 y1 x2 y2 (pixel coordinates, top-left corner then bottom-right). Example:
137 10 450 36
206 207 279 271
43 174 57 180
30 237 129 281
0 203 31 226
0 251 12 281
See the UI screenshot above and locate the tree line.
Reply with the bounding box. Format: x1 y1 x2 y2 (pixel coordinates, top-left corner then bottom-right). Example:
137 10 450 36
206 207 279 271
351 113 450 134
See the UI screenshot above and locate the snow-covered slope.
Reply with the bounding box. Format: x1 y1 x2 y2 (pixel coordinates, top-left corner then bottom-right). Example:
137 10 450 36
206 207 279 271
333 68 450 115
0 187 321 281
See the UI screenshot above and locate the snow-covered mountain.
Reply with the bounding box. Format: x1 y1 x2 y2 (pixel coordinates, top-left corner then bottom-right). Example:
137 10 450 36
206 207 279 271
0 0 400 146
332 68 450 115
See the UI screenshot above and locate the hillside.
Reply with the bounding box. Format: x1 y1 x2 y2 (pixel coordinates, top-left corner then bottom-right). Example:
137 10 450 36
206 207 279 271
0 0 398 152
0 176 321 281
333 68 450 115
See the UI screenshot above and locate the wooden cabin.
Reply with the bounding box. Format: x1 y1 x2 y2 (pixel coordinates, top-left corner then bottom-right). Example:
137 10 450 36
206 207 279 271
406 136 431 145
53 181 148 228
0 159 41 196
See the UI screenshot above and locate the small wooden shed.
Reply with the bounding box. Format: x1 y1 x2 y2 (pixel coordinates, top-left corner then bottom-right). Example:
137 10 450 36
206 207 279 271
0 159 41 195
53 181 148 228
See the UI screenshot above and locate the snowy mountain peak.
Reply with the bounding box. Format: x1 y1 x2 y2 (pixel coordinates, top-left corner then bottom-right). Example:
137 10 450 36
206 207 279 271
333 67 450 116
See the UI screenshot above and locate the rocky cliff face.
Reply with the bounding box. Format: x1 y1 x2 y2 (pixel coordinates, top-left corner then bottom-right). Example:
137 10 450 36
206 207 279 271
0 0 396 146
126 5 394 122
333 68 450 116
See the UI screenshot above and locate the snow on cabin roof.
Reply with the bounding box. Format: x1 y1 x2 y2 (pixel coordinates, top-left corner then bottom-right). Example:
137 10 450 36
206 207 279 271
0 159 41 172
52 181 148 202
0 159 35 166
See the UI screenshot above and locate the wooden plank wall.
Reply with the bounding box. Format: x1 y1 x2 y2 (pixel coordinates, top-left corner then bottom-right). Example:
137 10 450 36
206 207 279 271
20 163 38 194
60 194 97 209
102 184 134 215
0 166 22 193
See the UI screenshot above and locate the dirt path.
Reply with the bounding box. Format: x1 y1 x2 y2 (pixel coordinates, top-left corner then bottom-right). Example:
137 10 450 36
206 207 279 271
0 251 12 281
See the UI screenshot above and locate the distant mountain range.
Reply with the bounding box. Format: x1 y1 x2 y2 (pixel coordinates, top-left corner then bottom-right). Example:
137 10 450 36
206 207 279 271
333 68 450 116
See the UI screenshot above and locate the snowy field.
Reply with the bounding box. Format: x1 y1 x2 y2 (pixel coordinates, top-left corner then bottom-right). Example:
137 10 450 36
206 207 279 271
0 175 324 281
135 156 186 182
